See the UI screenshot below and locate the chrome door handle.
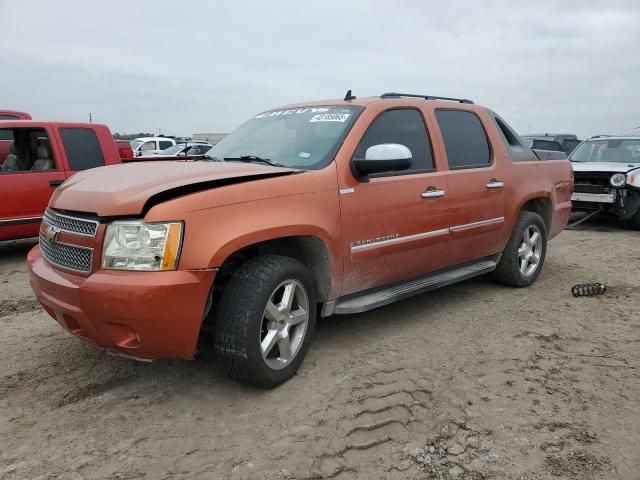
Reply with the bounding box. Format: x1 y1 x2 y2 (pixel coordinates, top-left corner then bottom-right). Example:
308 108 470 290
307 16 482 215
421 189 446 198
486 181 504 189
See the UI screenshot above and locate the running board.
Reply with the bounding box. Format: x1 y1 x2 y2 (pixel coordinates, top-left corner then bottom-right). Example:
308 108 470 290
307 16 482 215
330 258 498 315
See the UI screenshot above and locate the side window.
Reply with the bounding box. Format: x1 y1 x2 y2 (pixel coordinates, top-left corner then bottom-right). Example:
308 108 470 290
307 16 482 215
354 109 434 172
0 128 57 173
436 110 491 169
0 129 13 141
59 128 105 170
140 141 156 151
0 115 19 120
494 116 521 147
159 140 173 150
492 113 537 162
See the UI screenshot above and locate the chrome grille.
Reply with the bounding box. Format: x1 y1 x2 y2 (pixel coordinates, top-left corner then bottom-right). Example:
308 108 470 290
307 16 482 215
574 183 606 194
44 208 99 237
39 234 93 273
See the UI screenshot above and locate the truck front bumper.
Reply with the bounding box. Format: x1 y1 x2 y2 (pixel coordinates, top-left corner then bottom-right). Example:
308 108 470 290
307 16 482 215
571 187 640 220
28 245 216 361
571 192 615 204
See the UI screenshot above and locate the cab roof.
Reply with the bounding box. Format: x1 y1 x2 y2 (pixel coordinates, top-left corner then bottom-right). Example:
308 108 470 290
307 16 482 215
0 120 105 128
275 92 480 111
584 136 640 141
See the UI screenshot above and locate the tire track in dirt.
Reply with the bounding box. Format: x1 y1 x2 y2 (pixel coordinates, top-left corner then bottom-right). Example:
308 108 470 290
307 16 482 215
303 367 496 479
507 330 619 479
0 297 41 318
1 358 140 408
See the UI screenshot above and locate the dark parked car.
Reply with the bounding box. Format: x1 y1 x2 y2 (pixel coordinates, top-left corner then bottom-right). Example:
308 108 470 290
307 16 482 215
521 138 567 160
522 134 581 155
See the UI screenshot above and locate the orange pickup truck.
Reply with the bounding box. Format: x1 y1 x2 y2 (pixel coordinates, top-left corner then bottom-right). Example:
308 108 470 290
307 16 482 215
28 92 573 387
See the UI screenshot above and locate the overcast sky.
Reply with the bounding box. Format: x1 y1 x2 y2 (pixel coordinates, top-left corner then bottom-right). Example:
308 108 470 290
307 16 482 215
1 0 639 138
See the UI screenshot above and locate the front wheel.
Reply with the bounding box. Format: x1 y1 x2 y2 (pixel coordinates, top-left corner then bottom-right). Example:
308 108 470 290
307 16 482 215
213 255 316 388
493 211 547 287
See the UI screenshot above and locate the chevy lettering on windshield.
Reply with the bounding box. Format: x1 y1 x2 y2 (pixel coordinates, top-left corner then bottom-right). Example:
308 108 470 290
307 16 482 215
254 107 329 119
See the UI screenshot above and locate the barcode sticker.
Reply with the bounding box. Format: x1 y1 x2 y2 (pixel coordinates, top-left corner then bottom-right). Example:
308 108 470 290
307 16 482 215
309 113 351 123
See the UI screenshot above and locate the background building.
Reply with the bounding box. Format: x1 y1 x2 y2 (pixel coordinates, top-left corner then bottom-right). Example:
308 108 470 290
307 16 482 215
192 133 227 144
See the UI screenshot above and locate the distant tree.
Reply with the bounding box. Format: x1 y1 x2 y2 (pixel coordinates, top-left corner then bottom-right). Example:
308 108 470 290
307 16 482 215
112 132 154 140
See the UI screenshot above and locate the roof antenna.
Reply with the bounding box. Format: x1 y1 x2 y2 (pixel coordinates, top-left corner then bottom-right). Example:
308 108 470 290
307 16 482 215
344 89 356 101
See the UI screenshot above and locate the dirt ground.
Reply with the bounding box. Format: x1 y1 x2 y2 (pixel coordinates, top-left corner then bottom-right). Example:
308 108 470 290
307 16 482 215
1 217 639 480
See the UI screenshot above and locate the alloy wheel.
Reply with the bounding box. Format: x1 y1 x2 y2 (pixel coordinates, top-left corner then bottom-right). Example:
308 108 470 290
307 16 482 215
517 225 543 277
259 279 310 370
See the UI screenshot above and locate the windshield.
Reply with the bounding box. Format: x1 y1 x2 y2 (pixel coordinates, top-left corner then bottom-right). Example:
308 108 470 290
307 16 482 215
190 144 212 154
569 139 640 163
160 144 185 155
130 139 143 150
206 106 363 169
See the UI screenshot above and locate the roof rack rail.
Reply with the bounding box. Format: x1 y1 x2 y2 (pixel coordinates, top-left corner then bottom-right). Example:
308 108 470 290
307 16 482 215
380 92 474 104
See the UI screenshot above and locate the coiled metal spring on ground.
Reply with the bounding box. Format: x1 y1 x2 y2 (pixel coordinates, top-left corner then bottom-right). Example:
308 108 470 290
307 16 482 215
571 283 607 297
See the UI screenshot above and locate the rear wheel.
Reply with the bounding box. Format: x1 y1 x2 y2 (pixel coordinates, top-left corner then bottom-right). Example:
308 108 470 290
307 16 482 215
214 255 316 388
494 211 547 287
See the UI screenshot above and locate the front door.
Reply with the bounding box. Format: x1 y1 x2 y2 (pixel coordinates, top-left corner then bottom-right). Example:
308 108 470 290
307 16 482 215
0 127 66 240
338 107 451 296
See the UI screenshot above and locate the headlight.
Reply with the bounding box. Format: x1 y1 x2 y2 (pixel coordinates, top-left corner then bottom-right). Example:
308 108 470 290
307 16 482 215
610 173 626 187
102 220 183 271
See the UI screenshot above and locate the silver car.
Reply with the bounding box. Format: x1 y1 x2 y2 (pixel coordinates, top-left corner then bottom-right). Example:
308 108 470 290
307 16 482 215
570 136 640 229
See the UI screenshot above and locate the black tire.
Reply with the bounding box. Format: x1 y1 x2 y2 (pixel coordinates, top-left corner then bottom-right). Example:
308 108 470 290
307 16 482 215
629 211 640 231
213 255 317 388
493 211 547 287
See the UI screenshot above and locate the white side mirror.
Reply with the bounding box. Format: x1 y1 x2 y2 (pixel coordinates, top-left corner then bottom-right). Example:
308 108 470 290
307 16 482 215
365 143 412 161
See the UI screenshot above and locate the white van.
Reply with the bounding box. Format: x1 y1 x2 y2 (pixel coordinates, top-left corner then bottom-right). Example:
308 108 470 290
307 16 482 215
130 137 176 157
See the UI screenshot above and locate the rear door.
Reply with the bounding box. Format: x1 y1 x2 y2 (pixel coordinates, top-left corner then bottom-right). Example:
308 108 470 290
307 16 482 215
338 107 451 295
0 125 66 240
158 139 174 151
432 108 507 266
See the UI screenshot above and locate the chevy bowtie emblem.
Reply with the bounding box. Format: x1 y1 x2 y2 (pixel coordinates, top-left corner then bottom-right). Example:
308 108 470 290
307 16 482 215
43 225 61 243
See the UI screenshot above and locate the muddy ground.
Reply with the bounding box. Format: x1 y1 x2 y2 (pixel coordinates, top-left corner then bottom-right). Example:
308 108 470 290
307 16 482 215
1 217 639 480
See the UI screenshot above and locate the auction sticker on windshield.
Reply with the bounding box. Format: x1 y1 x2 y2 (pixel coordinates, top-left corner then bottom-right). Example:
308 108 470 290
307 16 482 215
309 113 351 123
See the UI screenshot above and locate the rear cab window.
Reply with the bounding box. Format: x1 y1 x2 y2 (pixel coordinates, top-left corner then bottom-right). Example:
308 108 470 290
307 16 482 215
490 112 537 162
59 127 105 170
0 127 57 173
435 109 491 169
353 108 434 175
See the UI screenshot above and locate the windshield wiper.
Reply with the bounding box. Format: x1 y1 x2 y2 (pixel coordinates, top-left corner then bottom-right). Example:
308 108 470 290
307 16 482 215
223 155 286 168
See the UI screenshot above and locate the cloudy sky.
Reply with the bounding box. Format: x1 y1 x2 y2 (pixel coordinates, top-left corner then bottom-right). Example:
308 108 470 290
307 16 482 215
1 0 639 138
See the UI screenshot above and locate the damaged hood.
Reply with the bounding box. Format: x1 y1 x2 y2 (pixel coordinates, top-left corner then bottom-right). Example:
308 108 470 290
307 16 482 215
571 161 640 174
51 161 299 216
